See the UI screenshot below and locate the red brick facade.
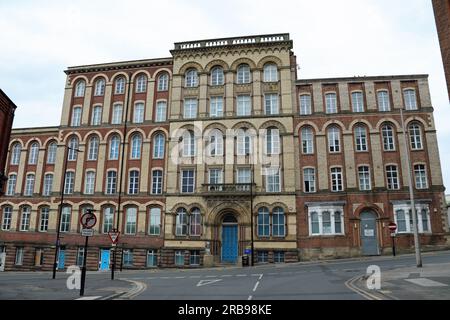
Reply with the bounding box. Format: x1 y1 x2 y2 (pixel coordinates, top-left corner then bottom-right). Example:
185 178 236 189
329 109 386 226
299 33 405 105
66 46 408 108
433 0 450 99
0 89 16 195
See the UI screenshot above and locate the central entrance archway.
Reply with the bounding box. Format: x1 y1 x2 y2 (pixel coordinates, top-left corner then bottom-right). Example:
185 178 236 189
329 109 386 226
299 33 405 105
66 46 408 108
221 214 238 263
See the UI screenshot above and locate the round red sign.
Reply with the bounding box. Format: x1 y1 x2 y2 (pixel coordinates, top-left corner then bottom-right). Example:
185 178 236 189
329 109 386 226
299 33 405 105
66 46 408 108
388 222 397 231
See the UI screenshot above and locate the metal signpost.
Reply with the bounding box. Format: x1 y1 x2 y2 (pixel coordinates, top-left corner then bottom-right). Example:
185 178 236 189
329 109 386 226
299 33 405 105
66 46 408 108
108 229 120 280
79 209 97 296
389 222 397 257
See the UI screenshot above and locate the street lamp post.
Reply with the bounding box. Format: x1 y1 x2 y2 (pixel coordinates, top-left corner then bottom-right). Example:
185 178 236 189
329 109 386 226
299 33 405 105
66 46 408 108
52 144 83 279
247 152 255 266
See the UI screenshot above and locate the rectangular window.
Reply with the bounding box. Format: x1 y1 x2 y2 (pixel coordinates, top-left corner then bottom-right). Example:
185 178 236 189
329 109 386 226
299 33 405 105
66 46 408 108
84 171 95 195
355 127 368 151
76 247 84 267
210 96 223 117
146 250 157 267
60 207 71 232
91 106 102 125
325 93 337 114
125 208 137 235
2 207 12 231
266 167 281 193
303 168 316 193
257 251 268 263
20 207 31 231
309 207 344 236
181 170 195 193
155 101 167 122
208 169 223 190
175 250 184 266
149 208 161 235
43 174 53 196
71 108 82 127
15 247 24 266
331 167 343 192
395 204 431 234
386 165 399 190
358 166 371 191
299 94 312 115
123 250 133 266
63 172 74 195
183 99 198 119
128 171 140 195
351 91 364 112
6 174 17 196
236 168 251 191
111 104 123 124
106 171 117 194
404 89 418 110
102 207 114 234
414 165 428 189
377 91 390 111
190 250 200 266
274 251 285 263
264 94 279 115
133 103 145 123
151 170 163 195
39 207 49 232
35 248 44 266
24 174 35 196
237 95 251 116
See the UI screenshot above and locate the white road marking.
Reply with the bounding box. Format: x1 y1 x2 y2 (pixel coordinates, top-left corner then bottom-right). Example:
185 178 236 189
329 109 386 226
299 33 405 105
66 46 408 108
190 276 201 278
236 274 247 277
248 295 253 300
253 281 260 292
206 275 217 278
175 276 185 279
221 275 232 278
161 277 170 279
268 272 278 275
197 279 223 287
405 278 448 287
258 274 263 280
76 296 102 300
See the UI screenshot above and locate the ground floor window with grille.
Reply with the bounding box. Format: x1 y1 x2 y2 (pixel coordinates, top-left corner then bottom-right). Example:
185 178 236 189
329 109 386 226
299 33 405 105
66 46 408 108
308 204 345 236
15 247 24 265
123 249 133 267
146 250 157 267
175 250 184 266
393 202 431 233
190 250 200 266
274 251 285 263
76 247 85 267
257 251 269 263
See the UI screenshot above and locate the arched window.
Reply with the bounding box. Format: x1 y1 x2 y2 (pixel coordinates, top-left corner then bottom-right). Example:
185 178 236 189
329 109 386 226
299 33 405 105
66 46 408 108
190 208 201 236
87 136 99 161
301 127 314 154
382 124 395 151
75 80 86 97
67 137 78 161
265 127 280 155
404 89 417 110
20 206 31 231
272 207 285 237
237 128 251 156
63 171 75 194
84 171 95 195
128 170 140 195
153 133 165 159
47 141 57 164
182 130 195 157
111 103 123 124
175 208 188 236
102 207 114 233
185 68 198 87
157 73 169 91
125 207 137 234
237 64 251 84
28 142 39 165
257 207 270 237
1 206 13 230
71 107 82 127
43 173 53 196
109 135 120 160
208 129 223 156
6 174 17 196
149 207 161 235
94 78 105 96
24 174 35 196
91 105 102 125
60 206 71 232
115 76 126 94
155 101 167 122
151 170 163 194
409 123 422 150
133 102 145 123
328 126 341 153
210 66 224 86
10 143 22 165
130 134 142 159
263 63 278 82
354 125 368 152
135 74 147 93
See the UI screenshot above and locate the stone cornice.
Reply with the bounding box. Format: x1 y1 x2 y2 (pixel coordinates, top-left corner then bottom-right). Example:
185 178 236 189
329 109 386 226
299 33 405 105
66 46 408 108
65 58 173 75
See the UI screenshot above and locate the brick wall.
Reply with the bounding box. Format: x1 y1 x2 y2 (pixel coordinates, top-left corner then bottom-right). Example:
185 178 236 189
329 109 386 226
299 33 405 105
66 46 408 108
433 0 450 100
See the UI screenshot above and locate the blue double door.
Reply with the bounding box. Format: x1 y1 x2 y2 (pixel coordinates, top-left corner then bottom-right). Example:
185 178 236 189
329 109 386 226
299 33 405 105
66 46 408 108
99 249 110 271
221 225 238 263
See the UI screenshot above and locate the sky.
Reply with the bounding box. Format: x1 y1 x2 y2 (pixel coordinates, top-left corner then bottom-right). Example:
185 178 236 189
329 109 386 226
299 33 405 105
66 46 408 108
1 0 449 189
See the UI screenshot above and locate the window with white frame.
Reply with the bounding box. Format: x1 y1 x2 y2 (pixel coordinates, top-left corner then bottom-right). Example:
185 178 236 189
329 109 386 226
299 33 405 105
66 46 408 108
394 203 431 233
75 80 85 97
10 143 21 165
299 94 312 115
301 127 314 154
355 125 368 151
153 133 165 159
19 206 30 231
210 96 223 117
109 135 120 160
39 207 49 232
135 74 147 93
1 206 12 230
185 69 198 87
386 165 399 190
351 91 364 112
414 164 428 189
237 95 251 116
377 90 390 111
265 127 280 155
147 250 157 267
358 166 371 191
237 64 251 84
237 128 251 156
133 103 144 123
155 101 167 122
303 168 316 193
175 250 184 265
149 207 161 235
209 169 223 187
382 124 396 151
106 171 117 194
24 174 35 196
264 94 279 115
257 251 269 263
157 73 169 91
84 171 95 195
87 136 98 161
328 127 341 153
330 167 343 192
208 129 223 156
181 170 195 193
409 123 423 150
111 104 123 124
308 206 344 236
325 93 337 114
263 63 278 82
183 98 198 119
47 142 57 164
130 134 142 159
15 247 24 265
265 167 281 192
272 207 285 237
274 251 285 263
403 89 418 110
115 77 125 94
67 137 78 161
175 208 188 236
181 130 195 157
91 106 102 125
43 173 53 196
28 142 39 165
257 207 270 237
71 107 82 127
76 247 85 267
63 172 74 194
94 79 105 96
236 168 251 189
102 207 114 233
128 170 140 195
190 250 200 265
190 208 202 236
151 170 163 194
6 174 17 196
125 207 137 234
211 66 224 86
123 249 133 266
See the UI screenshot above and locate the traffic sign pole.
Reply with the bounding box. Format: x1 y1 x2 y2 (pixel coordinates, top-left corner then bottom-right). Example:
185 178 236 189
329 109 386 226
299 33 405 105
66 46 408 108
392 235 396 257
79 209 97 296
388 222 397 257
80 234 89 296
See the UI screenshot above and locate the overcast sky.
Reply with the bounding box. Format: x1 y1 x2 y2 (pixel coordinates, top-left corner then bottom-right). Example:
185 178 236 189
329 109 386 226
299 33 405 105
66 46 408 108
1 0 449 189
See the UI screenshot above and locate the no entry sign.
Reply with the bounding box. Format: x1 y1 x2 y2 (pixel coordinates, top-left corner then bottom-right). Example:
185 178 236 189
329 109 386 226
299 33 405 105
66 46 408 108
388 222 397 232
